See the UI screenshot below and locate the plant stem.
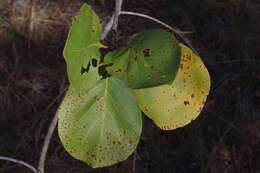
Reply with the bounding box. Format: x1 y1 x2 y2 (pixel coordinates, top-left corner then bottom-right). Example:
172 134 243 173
120 11 197 54
37 112 59 173
37 85 68 173
101 0 123 40
0 156 37 173
100 13 115 41
112 0 123 30
120 11 193 34
101 10 197 53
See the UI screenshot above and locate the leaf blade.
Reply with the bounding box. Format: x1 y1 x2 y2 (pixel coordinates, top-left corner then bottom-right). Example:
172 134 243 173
134 44 211 130
58 77 142 168
104 29 181 89
63 4 104 91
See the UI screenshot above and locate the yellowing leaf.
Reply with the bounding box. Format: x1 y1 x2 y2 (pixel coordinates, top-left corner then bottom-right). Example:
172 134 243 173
134 44 211 130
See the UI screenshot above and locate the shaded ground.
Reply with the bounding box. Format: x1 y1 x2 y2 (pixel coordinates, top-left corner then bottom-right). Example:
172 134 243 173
0 0 260 172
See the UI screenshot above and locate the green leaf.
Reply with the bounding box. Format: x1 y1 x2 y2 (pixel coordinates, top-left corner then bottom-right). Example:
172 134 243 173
77 64 102 94
63 4 104 91
134 44 211 130
57 77 142 168
104 29 181 89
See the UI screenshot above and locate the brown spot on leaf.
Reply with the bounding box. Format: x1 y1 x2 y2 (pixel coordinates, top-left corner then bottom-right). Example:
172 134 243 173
180 64 184 71
94 95 100 101
184 101 190 105
142 48 151 57
91 154 97 160
172 93 177 100
115 69 123 72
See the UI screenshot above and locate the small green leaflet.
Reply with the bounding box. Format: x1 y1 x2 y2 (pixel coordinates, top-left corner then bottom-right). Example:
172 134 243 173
57 76 142 168
104 29 181 89
134 44 211 130
63 4 105 92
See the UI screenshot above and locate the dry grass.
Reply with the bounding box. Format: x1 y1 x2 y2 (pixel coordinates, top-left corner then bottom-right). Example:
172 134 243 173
0 0 80 45
0 0 259 173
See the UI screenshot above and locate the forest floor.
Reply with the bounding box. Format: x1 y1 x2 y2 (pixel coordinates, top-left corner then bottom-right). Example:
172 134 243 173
0 0 259 173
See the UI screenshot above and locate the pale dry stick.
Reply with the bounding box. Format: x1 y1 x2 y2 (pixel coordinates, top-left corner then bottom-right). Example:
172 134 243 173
100 13 115 41
0 156 37 173
100 0 123 40
112 0 123 30
37 86 68 173
100 11 197 54
101 12 192 40
120 11 197 54
121 11 192 35
37 112 58 173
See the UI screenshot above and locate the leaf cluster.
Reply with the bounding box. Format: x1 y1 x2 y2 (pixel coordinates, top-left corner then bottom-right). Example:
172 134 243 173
57 4 210 168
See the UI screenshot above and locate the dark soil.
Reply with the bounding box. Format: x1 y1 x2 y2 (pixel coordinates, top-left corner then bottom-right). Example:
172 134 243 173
0 0 259 173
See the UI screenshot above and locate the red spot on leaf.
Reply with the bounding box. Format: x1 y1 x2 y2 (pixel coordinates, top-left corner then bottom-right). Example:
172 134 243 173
142 48 151 57
180 64 184 71
184 101 190 105
94 95 100 101
115 69 123 72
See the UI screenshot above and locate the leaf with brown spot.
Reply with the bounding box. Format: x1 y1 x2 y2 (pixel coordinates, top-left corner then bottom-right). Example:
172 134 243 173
104 29 181 89
134 44 211 130
57 77 142 168
63 4 105 92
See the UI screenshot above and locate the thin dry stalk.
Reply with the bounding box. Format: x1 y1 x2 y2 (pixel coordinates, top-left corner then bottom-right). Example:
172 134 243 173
112 0 123 30
37 112 58 173
0 156 37 173
101 11 196 53
37 86 68 173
